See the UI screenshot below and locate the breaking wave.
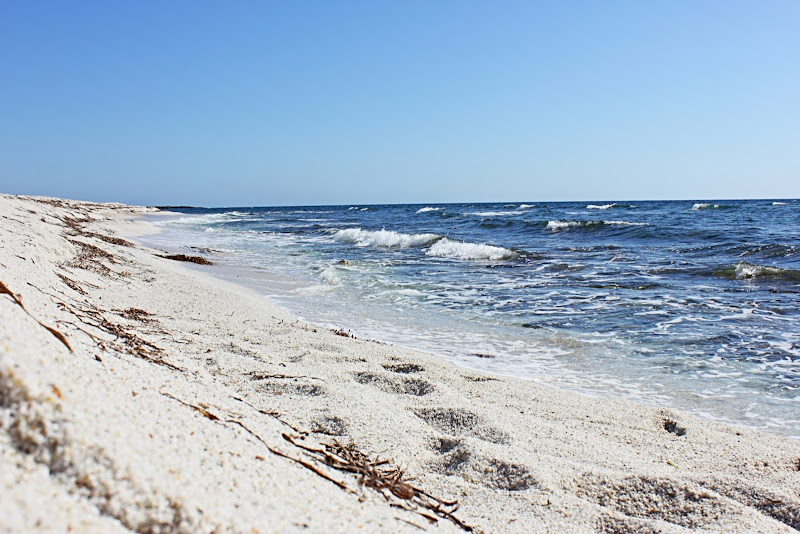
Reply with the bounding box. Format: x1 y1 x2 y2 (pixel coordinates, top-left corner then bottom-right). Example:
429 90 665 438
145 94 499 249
546 220 649 231
426 238 517 260
333 228 440 248
417 207 442 213
587 203 616 210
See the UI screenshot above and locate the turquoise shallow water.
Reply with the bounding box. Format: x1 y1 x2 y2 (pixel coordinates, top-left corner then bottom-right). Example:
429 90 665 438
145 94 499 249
142 199 800 437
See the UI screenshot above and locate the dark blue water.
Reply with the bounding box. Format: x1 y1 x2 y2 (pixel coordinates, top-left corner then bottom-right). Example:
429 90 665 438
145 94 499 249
143 200 800 437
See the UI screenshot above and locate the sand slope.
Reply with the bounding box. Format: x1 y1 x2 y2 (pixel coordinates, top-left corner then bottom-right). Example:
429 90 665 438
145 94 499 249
1 194 798 533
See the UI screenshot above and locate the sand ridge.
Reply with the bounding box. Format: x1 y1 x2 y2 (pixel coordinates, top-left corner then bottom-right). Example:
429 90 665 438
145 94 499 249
1 194 799 533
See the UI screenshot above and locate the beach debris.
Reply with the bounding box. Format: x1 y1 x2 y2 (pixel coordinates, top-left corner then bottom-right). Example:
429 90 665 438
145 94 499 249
231 395 306 435
663 418 687 437
332 328 355 338
27 281 178 370
51 210 134 247
245 371 325 382
55 272 87 295
283 434 473 531
159 254 213 265
66 239 120 277
0 280 73 353
116 307 155 323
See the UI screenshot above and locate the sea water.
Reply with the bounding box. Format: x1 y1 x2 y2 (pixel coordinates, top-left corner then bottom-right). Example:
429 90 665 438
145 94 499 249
141 200 800 437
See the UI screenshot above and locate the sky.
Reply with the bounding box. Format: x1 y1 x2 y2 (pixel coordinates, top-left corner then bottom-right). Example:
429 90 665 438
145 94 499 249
1 1 798 207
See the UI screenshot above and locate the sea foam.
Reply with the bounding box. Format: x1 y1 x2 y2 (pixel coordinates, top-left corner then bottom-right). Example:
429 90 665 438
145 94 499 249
426 238 516 260
417 207 442 213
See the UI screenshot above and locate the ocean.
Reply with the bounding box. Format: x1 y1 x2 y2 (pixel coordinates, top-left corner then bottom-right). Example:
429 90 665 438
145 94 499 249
141 199 800 438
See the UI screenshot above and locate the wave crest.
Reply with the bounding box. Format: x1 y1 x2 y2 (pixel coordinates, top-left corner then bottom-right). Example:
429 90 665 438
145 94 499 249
546 219 649 231
416 207 442 213
333 228 440 248
426 238 517 260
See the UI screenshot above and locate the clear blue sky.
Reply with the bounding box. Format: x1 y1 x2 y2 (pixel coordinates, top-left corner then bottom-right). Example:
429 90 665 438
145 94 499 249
1 1 798 206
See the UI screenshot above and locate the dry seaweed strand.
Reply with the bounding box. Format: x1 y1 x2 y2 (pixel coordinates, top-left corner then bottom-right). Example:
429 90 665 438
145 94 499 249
232 395 307 435
245 371 325 382
55 272 87 295
115 307 155 323
27 282 180 371
282 434 472 531
0 280 73 353
158 254 213 265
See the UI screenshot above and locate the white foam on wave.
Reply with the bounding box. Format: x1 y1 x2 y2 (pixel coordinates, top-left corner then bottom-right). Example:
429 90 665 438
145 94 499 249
692 203 720 210
603 220 649 226
471 211 520 217
773 202 787 205
417 207 442 213
733 262 796 280
587 203 616 210
546 220 583 230
547 219 648 230
333 228 440 248
426 238 516 261
518 204 534 209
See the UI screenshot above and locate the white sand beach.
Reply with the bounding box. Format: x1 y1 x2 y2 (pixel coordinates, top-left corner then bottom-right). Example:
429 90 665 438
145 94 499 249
1 194 799 533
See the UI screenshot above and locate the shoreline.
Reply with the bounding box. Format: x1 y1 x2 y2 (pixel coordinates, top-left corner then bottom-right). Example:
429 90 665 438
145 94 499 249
1 194 799 533
139 208 800 440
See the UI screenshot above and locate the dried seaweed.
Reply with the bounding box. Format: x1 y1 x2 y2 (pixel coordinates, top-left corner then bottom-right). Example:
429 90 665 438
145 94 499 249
56 273 87 295
67 239 116 276
0 280 73 353
91 233 132 247
159 254 213 265
284 434 472 531
29 284 179 370
245 371 324 382
116 307 154 323
332 328 356 338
